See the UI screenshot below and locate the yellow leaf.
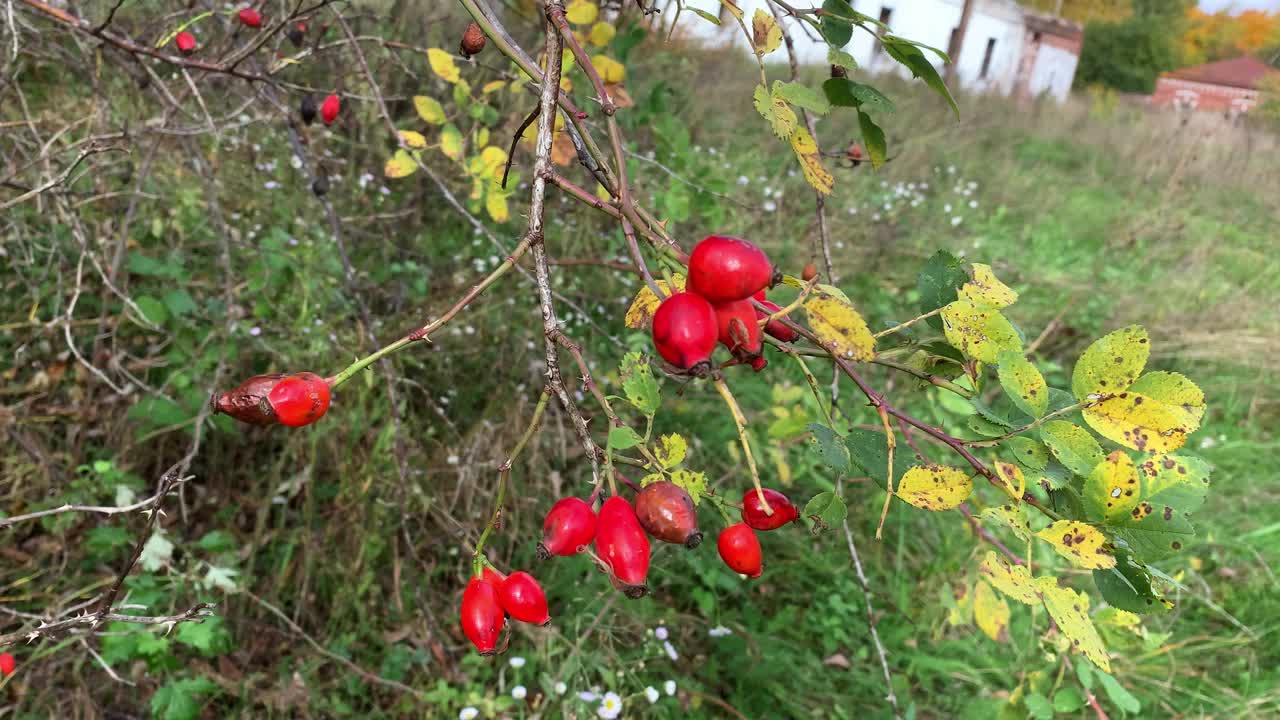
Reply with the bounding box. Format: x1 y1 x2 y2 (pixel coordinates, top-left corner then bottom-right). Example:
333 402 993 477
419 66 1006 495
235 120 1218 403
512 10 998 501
1137 453 1211 502
769 446 792 486
941 300 1023 363
753 84 797 140
994 460 1025 497
565 0 599 25
591 54 625 83
804 295 875 362
624 275 686 329
588 21 616 47
1083 392 1197 454
427 48 460 84
476 127 490 148
653 433 688 469
412 95 445 125
670 468 706 504
481 80 506 94
383 149 418 179
485 191 509 223
947 582 973 626
751 9 782 55
719 0 744 20
958 263 1018 308
996 350 1048 418
896 464 973 511
1084 451 1141 522
1071 325 1149 400
974 580 1011 642
1037 577 1111 672
439 123 464 161
979 551 1039 605
398 130 427 149
790 127 834 195
595 183 612 202
472 145 508 181
1036 520 1116 570
1130 371 1205 427
981 503 1032 543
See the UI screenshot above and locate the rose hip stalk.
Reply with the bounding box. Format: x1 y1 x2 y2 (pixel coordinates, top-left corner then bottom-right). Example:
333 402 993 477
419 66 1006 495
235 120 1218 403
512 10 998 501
212 372 332 427
634 481 702 548
537 497 596 559
652 292 718 372
595 496 651 598
718 523 763 578
741 488 799 530
687 236 778 303
460 578 505 655
499 571 550 625
713 299 763 360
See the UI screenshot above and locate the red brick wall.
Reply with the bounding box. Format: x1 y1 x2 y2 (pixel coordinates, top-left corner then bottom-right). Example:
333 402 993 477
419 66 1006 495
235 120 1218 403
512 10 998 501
1152 77 1262 114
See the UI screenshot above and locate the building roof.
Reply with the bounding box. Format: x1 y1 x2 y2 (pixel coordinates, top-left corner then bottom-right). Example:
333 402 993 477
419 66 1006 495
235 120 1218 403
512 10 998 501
1164 55 1278 90
1023 10 1084 42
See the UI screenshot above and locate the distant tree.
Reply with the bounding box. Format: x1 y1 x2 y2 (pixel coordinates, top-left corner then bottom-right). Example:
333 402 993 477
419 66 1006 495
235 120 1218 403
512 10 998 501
1016 0 1131 24
1075 9 1185 92
1182 8 1278 65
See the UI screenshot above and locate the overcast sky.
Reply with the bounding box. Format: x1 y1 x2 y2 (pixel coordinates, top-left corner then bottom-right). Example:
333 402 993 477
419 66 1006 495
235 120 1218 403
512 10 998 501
1198 0 1280 11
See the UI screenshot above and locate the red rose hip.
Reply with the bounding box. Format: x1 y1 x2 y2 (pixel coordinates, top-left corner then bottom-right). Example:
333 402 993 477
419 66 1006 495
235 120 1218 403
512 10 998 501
652 292 717 371
320 94 340 125
595 496 651 598
687 236 776 303
741 488 799 530
238 8 262 28
499 571 550 625
267 373 331 427
0 652 14 676
752 291 798 343
537 497 596 559
718 523 763 578
460 578 505 654
481 565 506 588
634 481 702 548
713 299 763 360
174 31 197 56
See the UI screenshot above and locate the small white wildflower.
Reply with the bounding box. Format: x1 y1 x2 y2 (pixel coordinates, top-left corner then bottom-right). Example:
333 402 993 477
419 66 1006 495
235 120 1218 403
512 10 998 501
847 207 858 215
737 175 749 186
1199 436 1217 449
763 200 777 213
512 685 527 699
944 203 952 213
951 216 963 226
763 186 773 197
947 165 956 174
263 181 280 190
969 200 978 209
662 640 678 660
872 213 881 221
708 625 733 637
664 680 677 696
447 455 460 465
654 626 669 641
645 686 660 704
290 155 303 169
380 186 391 196
554 681 568 695
459 708 479 720
249 326 261 337
578 691 601 702
509 656 526 668
598 692 623 719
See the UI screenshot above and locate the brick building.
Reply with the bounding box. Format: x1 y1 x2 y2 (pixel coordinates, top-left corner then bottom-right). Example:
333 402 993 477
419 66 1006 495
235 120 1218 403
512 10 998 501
1151 55 1278 116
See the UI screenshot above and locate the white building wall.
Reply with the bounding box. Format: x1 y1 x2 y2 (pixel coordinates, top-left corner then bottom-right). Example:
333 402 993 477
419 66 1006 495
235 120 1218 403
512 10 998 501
679 0 1047 98
1028 43 1078 101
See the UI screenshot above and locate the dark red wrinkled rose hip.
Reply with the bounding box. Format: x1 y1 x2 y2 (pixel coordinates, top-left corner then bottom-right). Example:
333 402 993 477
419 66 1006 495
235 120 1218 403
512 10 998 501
175 31 197 56
460 22 486 58
237 8 262 28
460 578 505 655
718 523 763 578
713 299 763 360
286 23 305 47
499 571 550 625
320 94 340 125
537 497 596 559
741 488 799 530
652 292 718 371
595 496 651 598
300 94 318 125
634 481 702 548
687 236 777 303
752 291 799 343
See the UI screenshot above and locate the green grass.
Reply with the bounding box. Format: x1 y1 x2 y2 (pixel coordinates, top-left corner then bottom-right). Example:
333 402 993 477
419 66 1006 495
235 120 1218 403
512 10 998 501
3 8 1280 720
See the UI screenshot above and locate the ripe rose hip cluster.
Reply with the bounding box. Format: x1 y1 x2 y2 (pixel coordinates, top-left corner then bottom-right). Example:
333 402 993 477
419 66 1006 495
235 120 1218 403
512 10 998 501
459 485 800 654
652 236 794 374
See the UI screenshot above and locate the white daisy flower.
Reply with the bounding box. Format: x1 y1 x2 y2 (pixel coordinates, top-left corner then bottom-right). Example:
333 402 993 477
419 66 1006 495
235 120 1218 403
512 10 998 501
763 200 777 213
664 680 677 696
554 681 568 695
509 656 526 668
597 692 623 719
458 708 479 720
645 686 660 704
654 626 669 640
737 175 750 185
969 200 978 209
512 685 527 700
951 216 963 226
708 625 733 637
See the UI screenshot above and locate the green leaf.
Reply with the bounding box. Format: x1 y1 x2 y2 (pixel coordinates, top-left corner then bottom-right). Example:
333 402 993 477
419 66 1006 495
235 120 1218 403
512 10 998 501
163 289 198 316
819 0 854 47
1053 687 1085 713
856 110 887 169
1071 325 1150 400
772 80 831 115
1096 672 1141 714
1093 547 1170 614
196 530 237 553
917 250 968 328
828 47 856 69
882 36 960 118
967 414 1008 437
802 491 847 533
753 83 797 140
807 423 849 472
619 352 659 416
608 426 642 450
688 7 721 25
1112 509 1195 561
1136 453 1211 514
1024 693 1054 720
979 551 1039 605
1075 659 1095 689
980 503 1032 543
846 428 904 486
176 617 232 656
151 678 219 720
1039 421 1105 477
669 469 707 503
996 351 1048 418
1008 437 1049 470
134 295 169 326
86 526 132 557
822 78 894 113
1084 451 1141 523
